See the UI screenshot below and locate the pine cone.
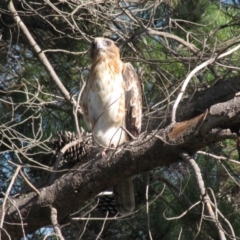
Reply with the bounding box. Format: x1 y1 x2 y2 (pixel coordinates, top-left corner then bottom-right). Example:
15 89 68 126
96 193 118 217
50 129 92 165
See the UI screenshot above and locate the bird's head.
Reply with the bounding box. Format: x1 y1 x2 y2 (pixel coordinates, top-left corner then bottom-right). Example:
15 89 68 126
90 37 120 61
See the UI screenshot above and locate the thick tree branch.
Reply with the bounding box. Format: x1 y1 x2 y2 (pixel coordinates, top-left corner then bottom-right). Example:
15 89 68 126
1 94 240 239
177 76 240 122
146 76 240 130
172 43 240 123
1 1 240 239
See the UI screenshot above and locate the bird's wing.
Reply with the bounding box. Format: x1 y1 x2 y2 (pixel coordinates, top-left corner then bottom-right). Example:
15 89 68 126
122 62 142 137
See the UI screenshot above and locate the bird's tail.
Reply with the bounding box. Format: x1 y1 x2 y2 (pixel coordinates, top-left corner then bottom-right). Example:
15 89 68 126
113 177 135 215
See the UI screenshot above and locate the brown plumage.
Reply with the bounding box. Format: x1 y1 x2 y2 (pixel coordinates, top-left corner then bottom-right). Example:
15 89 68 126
80 37 142 215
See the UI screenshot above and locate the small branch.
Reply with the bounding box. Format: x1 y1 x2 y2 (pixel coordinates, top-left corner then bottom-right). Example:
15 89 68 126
180 152 226 240
0 166 21 239
208 188 236 239
0 228 11 240
171 58 214 123
146 174 153 240
164 200 201 220
194 201 204 240
6 0 77 106
147 28 199 54
20 170 41 196
177 228 183 240
50 206 65 240
77 214 90 239
172 43 240 123
74 81 85 138
95 212 108 240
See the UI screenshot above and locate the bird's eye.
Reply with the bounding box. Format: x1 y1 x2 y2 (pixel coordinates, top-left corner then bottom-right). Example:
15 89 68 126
105 40 111 46
91 41 96 49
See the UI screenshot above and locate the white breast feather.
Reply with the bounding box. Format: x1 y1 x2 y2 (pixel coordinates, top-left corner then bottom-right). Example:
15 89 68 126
87 67 128 148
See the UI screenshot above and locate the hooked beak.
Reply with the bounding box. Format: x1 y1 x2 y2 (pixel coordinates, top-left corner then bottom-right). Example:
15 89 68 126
94 39 107 51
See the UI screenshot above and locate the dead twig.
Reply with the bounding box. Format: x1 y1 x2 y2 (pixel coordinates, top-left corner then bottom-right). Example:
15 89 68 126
0 166 22 239
180 152 227 240
50 206 65 240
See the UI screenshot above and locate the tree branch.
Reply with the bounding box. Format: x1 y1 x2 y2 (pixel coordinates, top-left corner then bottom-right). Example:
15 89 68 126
1 93 240 239
5 0 77 107
144 76 240 131
180 152 227 240
172 43 240 123
50 206 64 240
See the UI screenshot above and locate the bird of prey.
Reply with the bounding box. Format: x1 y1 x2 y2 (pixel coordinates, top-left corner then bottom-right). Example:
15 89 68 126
80 37 142 215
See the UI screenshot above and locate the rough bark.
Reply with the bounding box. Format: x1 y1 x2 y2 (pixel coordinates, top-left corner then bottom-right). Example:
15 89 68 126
1 88 240 239
1 1 240 238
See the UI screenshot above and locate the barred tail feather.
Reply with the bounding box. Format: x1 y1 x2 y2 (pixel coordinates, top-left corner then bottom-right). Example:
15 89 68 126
113 177 135 215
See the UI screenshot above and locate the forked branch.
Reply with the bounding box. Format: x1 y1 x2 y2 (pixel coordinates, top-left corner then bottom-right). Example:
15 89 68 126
180 152 232 240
